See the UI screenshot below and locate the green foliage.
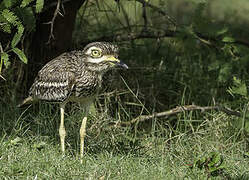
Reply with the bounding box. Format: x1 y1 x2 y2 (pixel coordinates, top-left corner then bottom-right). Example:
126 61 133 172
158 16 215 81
35 0 44 13
33 141 47 150
0 52 9 70
0 8 25 68
0 0 43 75
2 0 13 8
1 0 249 178
1 9 19 25
72 0 249 118
0 22 11 33
0 8 27 70
227 77 249 134
0 0 18 9
222 36 235 43
12 48 28 64
227 77 247 98
19 7 36 32
218 63 232 83
191 152 226 176
0 102 248 179
21 0 35 8
11 24 24 48
10 137 22 146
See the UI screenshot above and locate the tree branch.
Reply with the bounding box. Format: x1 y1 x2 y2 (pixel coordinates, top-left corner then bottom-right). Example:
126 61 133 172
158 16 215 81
45 0 63 43
43 0 84 12
82 25 249 49
112 105 241 127
82 28 176 46
141 1 148 33
135 0 176 25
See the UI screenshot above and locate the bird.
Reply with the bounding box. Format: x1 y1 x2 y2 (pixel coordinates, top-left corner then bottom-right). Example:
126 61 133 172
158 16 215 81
19 42 128 159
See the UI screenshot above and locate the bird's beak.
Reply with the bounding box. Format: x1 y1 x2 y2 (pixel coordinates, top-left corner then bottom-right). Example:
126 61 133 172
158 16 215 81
117 61 129 69
106 56 129 69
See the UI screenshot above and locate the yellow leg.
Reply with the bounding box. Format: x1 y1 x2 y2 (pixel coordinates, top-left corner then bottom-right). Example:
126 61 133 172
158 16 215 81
80 116 87 161
59 103 66 154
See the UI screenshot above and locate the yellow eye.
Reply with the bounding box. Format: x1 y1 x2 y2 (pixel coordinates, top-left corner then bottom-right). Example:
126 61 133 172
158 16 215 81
91 49 102 57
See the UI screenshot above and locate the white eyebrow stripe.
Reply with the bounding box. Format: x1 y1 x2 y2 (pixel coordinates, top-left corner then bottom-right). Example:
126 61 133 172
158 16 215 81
86 56 108 63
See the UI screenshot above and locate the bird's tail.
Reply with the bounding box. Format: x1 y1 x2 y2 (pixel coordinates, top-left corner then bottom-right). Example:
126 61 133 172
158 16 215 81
17 96 33 108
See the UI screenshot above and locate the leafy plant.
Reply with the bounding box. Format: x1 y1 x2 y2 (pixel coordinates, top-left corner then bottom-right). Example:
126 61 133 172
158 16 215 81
191 152 227 177
0 0 44 76
227 77 248 99
227 77 249 134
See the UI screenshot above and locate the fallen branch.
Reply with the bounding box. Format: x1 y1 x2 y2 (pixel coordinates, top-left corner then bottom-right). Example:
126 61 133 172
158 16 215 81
113 105 241 127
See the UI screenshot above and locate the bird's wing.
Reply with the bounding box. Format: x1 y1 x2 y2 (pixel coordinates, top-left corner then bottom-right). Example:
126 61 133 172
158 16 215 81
29 54 76 102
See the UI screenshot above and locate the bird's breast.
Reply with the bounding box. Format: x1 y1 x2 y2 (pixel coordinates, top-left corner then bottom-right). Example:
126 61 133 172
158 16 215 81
74 72 102 98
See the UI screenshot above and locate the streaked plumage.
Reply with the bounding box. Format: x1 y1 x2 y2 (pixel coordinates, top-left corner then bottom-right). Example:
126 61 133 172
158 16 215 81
28 42 122 103
20 42 128 160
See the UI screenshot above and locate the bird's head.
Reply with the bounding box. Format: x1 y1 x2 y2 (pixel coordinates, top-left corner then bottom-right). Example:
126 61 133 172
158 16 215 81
83 42 128 72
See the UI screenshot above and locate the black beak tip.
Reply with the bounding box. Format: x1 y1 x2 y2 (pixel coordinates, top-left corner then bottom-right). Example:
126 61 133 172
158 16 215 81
118 61 129 69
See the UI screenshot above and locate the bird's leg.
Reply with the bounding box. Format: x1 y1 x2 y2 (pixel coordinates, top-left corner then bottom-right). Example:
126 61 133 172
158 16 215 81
80 105 90 162
80 116 87 160
59 103 66 154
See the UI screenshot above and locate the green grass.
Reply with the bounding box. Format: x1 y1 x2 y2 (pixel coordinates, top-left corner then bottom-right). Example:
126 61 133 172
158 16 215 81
0 104 249 179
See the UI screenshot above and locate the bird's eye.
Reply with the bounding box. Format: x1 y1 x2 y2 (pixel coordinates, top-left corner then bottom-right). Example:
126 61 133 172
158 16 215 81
91 49 102 58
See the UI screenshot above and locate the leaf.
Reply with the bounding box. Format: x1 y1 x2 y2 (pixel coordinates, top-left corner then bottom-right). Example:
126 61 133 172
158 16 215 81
244 152 249 158
33 141 47 150
208 152 221 167
2 0 13 8
1 52 10 68
20 7 36 32
36 0 44 13
21 0 35 8
208 60 220 71
11 24 24 48
218 63 232 83
10 137 22 146
222 36 235 43
194 156 206 168
0 54 4 74
0 0 18 8
2 9 19 25
12 48 28 64
245 120 249 134
0 23 11 33
216 27 228 36
228 77 247 97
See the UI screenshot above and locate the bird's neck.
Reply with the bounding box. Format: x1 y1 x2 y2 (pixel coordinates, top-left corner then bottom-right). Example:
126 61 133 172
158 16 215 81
84 63 110 76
